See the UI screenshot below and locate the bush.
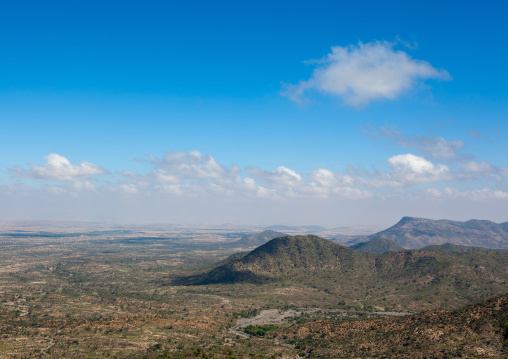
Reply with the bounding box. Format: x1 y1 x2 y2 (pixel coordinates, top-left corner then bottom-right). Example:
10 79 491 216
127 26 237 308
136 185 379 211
243 324 278 337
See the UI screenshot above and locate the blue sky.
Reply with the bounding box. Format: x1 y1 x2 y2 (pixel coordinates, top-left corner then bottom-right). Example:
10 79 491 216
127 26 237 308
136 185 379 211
1 1 507 226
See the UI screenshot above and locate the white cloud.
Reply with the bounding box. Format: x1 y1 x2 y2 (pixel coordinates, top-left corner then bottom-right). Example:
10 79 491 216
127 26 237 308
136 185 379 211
248 166 303 187
387 153 450 184
155 170 180 184
309 168 355 187
120 184 139 194
4 148 508 225
150 150 238 183
284 40 450 106
459 160 495 173
242 177 257 191
456 160 508 182
408 136 465 161
256 186 278 199
12 153 106 181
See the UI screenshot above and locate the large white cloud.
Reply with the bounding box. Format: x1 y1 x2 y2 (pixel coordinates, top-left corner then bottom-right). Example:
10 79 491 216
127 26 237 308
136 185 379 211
387 153 450 184
284 40 450 106
11 153 106 181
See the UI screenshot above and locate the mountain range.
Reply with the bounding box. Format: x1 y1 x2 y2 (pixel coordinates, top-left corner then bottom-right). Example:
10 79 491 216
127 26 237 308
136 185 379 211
363 216 508 249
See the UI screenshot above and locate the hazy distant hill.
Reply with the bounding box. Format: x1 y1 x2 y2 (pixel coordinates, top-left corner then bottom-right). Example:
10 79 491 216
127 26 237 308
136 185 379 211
180 234 508 310
351 237 405 254
231 230 285 247
264 225 299 231
263 225 327 232
370 216 508 249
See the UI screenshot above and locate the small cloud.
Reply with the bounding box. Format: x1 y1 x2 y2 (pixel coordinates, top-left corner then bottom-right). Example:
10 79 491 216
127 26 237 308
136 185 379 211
256 186 278 199
459 160 495 173
248 166 302 187
11 153 107 181
467 129 482 139
283 40 450 106
150 150 238 183
309 168 355 187
387 153 449 184
121 170 138 179
457 161 508 182
120 184 139 194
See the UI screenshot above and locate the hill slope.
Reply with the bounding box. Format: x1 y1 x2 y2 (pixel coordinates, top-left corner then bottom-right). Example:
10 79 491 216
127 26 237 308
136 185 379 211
179 235 508 311
201 235 373 284
370 216 508 249
275 293 508 358
351 237 405 254
230 230 285 247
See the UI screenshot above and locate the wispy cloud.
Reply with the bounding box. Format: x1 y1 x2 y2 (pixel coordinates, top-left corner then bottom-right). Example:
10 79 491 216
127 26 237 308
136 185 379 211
426 187 508 201
10 153 107 181
364 125 469 161
457 160 508 182
247 166 303 187
283 40 450 106
309 168 355 187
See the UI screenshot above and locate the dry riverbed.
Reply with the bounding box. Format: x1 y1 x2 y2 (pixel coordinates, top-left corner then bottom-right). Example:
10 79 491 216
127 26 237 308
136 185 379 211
230 308 411 337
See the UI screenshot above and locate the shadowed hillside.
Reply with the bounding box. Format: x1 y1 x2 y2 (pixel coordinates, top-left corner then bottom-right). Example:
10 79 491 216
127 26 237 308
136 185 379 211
194 235 375 284
370 216 508 249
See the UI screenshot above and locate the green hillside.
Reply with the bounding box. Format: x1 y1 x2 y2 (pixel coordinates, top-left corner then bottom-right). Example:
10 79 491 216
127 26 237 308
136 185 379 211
230 230 286 247
351 237 405 254
180 235 508 311
274 293 508 358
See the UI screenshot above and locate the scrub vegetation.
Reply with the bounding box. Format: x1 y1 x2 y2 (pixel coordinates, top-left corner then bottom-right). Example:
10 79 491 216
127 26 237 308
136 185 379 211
0 227 506 358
